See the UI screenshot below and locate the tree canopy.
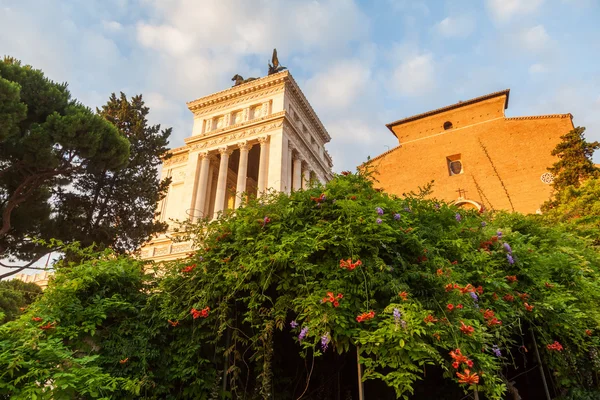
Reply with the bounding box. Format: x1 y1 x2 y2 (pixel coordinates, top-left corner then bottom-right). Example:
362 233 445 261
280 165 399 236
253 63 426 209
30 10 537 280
544 126 599 206
1 172 600 399
0 57 130 270
0 279 42 324
53 92 171 255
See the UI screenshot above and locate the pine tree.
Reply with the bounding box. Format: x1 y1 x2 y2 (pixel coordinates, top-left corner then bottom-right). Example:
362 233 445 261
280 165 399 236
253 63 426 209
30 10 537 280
53 93 172 255
0 57 130 277
542 126 599 211
548 126 599 190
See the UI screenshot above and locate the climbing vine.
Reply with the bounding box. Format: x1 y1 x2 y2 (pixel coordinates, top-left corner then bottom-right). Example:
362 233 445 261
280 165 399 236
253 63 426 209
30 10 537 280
1 171 600 399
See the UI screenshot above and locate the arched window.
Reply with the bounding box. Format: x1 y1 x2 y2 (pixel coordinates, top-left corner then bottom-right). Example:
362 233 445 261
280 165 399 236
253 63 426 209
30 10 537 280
443 121 453 130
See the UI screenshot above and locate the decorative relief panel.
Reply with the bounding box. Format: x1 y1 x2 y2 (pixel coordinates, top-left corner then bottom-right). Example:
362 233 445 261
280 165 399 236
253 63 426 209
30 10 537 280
163 154 189 166
173 169 186 182
154 246 170 256
188 120 284 151
540 172 554 184
171 243 192 254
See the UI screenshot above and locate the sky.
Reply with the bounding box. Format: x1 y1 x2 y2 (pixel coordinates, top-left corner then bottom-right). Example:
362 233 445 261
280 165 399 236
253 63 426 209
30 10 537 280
1 0 600 277
1 0 599 172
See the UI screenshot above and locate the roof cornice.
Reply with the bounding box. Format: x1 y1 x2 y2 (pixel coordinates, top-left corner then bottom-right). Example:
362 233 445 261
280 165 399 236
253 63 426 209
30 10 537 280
386 89 511 134
186 71 331 144
187 71 289 112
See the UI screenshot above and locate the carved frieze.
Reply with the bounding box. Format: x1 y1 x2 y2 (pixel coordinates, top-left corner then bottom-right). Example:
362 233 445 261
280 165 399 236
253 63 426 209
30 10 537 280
188 120 284 152
163 154 189 166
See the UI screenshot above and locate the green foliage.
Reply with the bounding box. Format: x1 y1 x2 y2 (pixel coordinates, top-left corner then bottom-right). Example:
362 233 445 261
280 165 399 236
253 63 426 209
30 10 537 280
53 92 172 254
543 126 599 210
542 178 600 245
1 172 600 398
0 279 42 324
0 57 130 265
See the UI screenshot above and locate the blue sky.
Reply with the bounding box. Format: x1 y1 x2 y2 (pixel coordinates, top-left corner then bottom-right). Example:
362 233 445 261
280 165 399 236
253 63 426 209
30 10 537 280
1 0 599 173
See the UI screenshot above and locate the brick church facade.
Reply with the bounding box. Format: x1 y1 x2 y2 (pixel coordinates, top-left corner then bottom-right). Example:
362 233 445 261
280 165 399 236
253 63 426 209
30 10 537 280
367 89 574 214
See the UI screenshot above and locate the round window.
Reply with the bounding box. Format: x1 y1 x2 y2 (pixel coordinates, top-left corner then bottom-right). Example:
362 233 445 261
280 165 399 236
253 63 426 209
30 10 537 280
449 160 463 175
540 172 554 184
443 121 453 130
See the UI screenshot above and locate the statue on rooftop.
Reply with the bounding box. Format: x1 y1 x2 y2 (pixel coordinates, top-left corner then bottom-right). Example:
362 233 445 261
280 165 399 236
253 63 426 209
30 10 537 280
268 48 286 75
232 74 257 87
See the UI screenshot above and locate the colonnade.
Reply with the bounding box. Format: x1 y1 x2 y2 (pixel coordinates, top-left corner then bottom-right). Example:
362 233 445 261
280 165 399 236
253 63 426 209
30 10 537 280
188 136 315 220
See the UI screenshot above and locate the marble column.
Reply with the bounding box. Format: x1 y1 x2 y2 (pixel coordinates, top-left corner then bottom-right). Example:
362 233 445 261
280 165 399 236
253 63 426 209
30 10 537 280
301 164 309 190
293 156 302 191
257 136 269 196
214 147 232 216
235 141 251 208
193 152 211 220
286 144 294 194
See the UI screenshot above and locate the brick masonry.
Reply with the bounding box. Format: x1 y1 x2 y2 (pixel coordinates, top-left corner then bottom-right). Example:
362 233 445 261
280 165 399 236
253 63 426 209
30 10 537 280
367 90 574 214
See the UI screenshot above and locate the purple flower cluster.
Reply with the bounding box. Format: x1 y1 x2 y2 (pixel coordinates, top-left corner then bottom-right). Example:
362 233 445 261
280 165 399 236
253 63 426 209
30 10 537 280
290 320 298 329
376 218 382 225
492 345 502 357
503 242 512 254
394 213 401 221
393 308 406 329
393 308 401 322
404 206 412 213
376 207 384 215
298 327 308 342
470 292 479 302
497 230 502 238
455 213 462 222
434 203 441 210
481 221 487 227
321 333 330 352
507 254 515 265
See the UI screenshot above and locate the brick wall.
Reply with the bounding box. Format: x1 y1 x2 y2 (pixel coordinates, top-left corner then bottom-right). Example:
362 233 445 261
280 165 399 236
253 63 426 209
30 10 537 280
369 93 574 214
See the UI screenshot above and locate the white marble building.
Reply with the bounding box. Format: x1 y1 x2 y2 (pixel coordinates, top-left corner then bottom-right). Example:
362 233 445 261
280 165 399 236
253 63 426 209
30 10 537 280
140 71 333 261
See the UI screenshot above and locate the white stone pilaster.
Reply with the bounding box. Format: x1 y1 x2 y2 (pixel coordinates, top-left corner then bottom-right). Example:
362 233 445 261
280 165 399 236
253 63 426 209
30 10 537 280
182 152 201 220
214 147 232 216
193 152 211 220
286 144 294 194
293 156 302 191
235 141 251 208
302 163 310 190
257 136 269 196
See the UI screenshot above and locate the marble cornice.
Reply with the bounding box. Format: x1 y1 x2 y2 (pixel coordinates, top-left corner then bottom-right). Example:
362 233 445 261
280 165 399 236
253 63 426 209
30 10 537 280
186 71 289 112
284 75 331 144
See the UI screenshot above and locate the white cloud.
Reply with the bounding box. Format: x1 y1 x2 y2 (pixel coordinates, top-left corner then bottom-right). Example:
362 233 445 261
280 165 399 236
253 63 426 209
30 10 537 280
133 0 371 145
305 60 372 111
519 25 550 51
102 20 122 32
435 15 476 38
486 0 544 22
529 63 547 74
136 23 194 56
391 52 436 96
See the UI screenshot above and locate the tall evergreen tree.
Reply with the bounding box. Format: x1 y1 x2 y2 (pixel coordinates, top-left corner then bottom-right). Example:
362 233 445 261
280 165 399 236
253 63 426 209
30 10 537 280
0 57 130 277
53 93 172 254
548 126 599 190
542 126 599 211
